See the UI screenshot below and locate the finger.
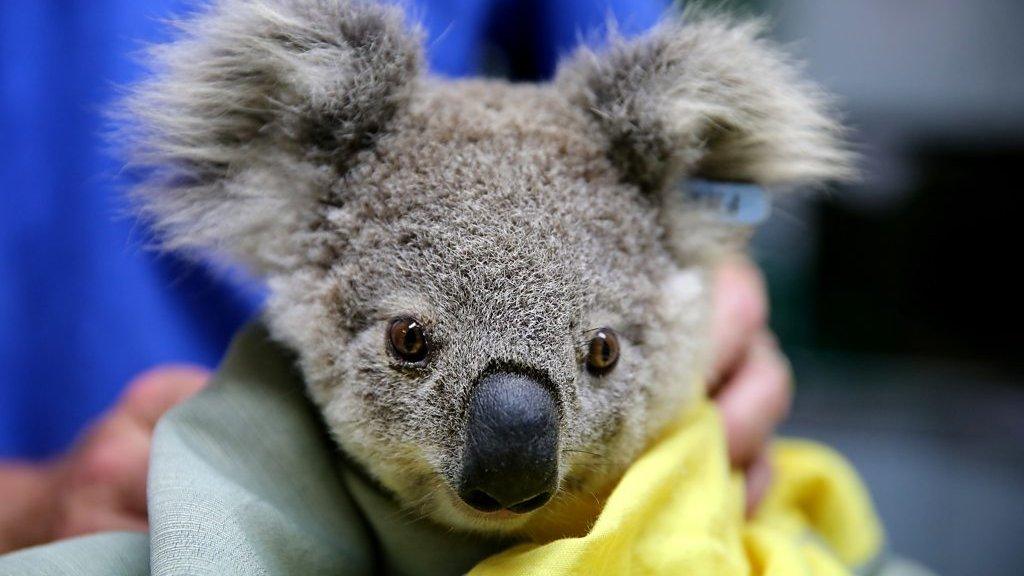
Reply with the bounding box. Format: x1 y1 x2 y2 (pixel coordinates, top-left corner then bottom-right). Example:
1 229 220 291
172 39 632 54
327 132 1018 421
72 414 153 515
709 258 767 391
716 332 792 467
120 365 211 429
744 449 773 517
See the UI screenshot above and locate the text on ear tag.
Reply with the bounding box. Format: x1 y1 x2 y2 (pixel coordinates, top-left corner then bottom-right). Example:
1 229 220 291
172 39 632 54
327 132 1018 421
684 179 771 226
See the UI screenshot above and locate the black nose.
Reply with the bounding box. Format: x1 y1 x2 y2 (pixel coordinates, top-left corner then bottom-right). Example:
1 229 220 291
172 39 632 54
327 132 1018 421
458 372 559 514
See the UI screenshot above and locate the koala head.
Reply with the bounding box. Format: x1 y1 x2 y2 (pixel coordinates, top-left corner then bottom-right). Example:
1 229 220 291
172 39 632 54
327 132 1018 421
123 0 850 535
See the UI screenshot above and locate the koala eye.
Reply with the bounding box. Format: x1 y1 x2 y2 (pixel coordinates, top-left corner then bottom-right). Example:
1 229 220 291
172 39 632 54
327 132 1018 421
388 317 428 363
586 328 620 376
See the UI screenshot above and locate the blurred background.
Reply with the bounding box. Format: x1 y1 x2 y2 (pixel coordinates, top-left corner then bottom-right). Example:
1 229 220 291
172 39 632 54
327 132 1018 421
0 1 1021 574
750 3 1024 575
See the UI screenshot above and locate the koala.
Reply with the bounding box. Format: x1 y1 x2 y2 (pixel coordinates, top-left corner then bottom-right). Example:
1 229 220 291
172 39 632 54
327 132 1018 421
122 0 850 537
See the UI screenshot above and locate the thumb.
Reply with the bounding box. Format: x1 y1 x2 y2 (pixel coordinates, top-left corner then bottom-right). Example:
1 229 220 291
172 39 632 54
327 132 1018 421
119 365 211 429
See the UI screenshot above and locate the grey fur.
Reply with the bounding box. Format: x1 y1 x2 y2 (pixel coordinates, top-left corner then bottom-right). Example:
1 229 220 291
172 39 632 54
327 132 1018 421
121 0 851 536
121 0 421 272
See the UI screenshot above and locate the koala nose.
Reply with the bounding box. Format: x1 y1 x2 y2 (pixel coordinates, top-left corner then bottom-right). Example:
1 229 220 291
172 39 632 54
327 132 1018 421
458 372 559 514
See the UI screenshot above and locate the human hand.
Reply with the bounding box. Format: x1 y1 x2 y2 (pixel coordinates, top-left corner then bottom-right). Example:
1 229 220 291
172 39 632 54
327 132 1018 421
0 366 209 553
709 258 793 515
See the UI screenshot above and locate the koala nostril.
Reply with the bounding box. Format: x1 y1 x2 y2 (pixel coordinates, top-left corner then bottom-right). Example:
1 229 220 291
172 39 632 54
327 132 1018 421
507 491 551 514
462 489 503 513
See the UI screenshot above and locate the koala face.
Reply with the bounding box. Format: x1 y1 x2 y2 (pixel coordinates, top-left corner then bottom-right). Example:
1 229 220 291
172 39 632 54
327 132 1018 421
263 82 707 531
123 1 850 535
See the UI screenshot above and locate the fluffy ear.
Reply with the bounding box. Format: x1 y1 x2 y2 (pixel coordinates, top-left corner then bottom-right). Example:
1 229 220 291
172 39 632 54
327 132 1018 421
120 0 421 272
556 12 853 190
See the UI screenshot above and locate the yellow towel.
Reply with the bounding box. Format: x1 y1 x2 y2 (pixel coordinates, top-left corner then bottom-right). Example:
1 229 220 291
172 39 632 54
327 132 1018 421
470 402 883 576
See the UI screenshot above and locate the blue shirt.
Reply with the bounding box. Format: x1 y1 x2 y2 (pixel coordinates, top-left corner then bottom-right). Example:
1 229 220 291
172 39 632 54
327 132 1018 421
0 0 666 458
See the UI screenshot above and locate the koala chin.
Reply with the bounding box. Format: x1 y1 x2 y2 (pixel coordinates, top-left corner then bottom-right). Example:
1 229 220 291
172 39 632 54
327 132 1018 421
122 0 852 536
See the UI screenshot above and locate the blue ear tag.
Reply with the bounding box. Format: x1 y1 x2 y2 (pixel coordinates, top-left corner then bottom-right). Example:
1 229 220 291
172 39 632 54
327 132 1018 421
684 179 771 226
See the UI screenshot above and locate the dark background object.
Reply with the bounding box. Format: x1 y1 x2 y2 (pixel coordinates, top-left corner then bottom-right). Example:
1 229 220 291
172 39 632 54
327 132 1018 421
813 145 1022 369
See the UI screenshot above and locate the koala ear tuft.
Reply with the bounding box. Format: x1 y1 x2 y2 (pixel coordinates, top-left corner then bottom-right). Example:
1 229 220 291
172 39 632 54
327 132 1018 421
119 0 422 272
556 11 854 191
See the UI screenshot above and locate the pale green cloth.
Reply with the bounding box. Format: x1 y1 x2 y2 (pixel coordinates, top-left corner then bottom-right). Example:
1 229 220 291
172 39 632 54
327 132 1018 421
0 532 149 575
0 324 932 576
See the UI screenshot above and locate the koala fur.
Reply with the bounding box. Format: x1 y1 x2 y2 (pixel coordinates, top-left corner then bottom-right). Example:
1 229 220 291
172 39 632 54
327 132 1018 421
122 0 851 536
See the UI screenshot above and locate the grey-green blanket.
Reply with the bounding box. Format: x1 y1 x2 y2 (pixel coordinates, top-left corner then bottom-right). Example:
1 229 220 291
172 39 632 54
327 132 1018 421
1 324 512 576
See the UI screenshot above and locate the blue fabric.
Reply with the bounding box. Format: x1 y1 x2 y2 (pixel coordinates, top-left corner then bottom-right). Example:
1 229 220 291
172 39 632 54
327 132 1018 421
0 0 667 459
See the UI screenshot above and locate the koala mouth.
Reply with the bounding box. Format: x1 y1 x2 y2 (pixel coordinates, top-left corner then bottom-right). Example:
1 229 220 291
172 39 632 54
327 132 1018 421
455 371 560 516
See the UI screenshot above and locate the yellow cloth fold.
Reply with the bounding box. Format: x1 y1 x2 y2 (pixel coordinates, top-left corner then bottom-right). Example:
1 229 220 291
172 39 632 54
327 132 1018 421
469 402 883 576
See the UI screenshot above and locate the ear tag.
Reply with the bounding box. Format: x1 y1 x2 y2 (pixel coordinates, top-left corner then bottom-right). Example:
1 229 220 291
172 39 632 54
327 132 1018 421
683 179 771 226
